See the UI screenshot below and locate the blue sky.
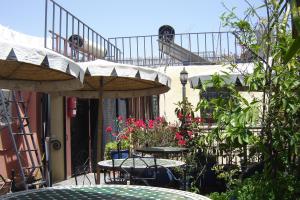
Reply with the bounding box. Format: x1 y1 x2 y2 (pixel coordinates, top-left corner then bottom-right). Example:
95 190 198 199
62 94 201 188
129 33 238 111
0 0 256 38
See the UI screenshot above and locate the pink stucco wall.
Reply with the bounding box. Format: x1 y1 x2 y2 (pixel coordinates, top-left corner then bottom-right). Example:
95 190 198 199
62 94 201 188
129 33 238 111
0 91 42 180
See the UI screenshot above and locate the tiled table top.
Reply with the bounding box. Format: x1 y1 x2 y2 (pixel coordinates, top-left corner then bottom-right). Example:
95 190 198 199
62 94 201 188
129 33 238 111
2 185 211 200
98 158 185 170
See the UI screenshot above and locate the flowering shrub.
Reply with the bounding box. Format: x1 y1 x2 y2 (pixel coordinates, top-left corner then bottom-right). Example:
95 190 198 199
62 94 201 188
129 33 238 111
174 98 205 147
105 116 178 149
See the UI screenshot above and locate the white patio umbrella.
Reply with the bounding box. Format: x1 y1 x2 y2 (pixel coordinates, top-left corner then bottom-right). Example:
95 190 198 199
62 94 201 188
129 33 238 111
0 38 85 188
58 59 170 98
53 59 171 162
0 40 84 91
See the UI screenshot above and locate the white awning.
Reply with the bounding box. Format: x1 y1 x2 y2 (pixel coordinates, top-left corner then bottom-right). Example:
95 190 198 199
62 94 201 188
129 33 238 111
0 40 84 92
188 63 254 88
54 59 171 98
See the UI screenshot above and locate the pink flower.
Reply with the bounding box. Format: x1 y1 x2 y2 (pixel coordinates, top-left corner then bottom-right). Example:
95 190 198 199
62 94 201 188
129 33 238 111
126 117 135 125
112 132 117 137
148 120 154 129
117 115 123 122
175 132 183 140
178 139 186 146
187 130 193 137
125 127 134 134
187 113 192 119
120 135 128 140
177 112 183 120
194 117 203 123
106 126 113 133
135 120 146 128
155 116 165 124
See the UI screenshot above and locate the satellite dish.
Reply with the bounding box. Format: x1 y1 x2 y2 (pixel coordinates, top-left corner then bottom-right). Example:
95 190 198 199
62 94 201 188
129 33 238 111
158 25 175 43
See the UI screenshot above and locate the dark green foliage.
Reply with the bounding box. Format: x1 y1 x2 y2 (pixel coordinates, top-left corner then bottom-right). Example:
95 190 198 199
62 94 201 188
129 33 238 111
190 0 300 198
210 173 300 200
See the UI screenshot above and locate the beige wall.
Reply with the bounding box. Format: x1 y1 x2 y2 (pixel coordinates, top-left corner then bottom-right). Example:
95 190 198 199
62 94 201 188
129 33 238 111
158 65 203 123
50 95 65 183
158 64 260 123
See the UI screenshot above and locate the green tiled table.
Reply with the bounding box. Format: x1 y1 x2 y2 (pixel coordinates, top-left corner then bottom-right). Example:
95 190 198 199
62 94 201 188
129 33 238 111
2 185 211 200
98 158 185 170
96 158 186 184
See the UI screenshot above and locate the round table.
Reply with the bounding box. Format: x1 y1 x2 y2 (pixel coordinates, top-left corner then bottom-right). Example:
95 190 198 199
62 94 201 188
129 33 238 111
97 158 186 185
98 158 185 170
135 147 188 158
2 185 211 200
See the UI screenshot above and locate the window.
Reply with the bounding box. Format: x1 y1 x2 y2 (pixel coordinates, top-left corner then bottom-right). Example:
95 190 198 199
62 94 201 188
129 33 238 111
200 89 231 123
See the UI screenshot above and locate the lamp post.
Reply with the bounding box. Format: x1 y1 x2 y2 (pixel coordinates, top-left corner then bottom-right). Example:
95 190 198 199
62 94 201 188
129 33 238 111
180 67 188 101
180 67 188 191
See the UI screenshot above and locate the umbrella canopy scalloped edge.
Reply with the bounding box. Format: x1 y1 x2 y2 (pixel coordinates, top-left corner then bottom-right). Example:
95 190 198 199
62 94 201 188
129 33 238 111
52 59 171 98
0 40 84 92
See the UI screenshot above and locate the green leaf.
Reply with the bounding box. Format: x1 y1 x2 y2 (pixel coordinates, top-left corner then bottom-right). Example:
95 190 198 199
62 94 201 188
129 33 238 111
283 37 300 64
234 20 251 31
243 134 249 144
282 98 287 109
238 135 243 144
293 16 300 35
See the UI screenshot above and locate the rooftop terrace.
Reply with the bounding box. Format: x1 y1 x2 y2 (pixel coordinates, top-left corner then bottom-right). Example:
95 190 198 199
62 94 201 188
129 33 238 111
45 0 252 66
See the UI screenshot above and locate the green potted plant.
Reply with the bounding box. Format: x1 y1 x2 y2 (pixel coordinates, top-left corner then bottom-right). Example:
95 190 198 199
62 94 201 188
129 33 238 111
104 116 130 159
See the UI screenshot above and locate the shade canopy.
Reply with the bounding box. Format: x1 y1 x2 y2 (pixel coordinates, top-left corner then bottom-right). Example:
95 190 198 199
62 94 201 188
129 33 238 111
52 59 171 162
56 59 171 98
188 63 254 88
0 40 84 92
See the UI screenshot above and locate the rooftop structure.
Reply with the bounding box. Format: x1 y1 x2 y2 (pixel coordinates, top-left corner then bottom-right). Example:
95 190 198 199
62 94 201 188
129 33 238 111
45 0 252 67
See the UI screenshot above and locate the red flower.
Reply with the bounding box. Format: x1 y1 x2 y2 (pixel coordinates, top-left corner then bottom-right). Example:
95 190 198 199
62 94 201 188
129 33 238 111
148 120 154 129
194 117 204 123
125 127 134 134
177 112 183 120
187 130 193 137
135 120 146 128
187 113 192 119
178 139 186 146
117 115 123 122
155 116 165 124
120 134 128 140
106 126 113 133
126 117 135 125
175 132 183 140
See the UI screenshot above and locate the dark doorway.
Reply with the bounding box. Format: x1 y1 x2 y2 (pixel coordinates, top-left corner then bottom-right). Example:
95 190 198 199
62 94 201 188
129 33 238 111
71 99 90 174
71 99 99 174
89 99 98 170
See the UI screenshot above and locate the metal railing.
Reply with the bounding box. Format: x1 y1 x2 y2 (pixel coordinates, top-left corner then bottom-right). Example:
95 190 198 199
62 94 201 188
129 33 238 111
44 0 121 62
44 0 252 66
108 32 252 67
196 126 262 171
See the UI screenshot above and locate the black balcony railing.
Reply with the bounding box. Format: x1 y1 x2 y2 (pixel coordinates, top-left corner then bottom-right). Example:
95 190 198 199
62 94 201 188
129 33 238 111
44 0 252 66
108 32 252 67
44 0 121 62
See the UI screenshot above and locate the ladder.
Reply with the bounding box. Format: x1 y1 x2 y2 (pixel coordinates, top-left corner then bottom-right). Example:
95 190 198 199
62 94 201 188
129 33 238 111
0 89 46 190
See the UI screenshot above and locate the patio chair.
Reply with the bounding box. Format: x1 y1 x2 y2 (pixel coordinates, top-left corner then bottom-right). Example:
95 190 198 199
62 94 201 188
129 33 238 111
73 158 96 185
103 150 130 184
146 165 183 189
103 157 130 184
120 156 158 186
